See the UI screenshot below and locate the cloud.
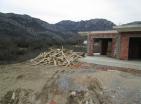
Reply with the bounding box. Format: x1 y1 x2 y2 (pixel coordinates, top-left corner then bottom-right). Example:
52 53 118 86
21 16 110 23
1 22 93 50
0 0 141 24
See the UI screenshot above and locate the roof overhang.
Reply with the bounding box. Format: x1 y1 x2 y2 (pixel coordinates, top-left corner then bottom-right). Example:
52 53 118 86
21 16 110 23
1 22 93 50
113 25 141 32
89 30 118 34
88 30 118 38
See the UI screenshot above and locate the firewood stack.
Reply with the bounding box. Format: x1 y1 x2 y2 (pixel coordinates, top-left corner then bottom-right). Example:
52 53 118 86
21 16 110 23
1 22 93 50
31 48 82 67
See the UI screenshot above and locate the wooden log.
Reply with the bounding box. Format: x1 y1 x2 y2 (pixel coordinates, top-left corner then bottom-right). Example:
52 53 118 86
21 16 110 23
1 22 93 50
31 48 82 67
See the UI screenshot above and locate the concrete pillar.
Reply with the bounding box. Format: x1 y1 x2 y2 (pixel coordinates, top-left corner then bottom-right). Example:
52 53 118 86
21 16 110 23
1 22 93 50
120 35 129 60
112 38 116 57
87 34 94 56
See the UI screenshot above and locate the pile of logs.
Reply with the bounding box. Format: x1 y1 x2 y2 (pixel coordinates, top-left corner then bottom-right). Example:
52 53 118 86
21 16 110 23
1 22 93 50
31 48 83 67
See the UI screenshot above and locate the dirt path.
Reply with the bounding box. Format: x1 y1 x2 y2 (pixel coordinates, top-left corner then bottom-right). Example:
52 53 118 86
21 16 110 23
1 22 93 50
0 62 141 104
0 62 70 97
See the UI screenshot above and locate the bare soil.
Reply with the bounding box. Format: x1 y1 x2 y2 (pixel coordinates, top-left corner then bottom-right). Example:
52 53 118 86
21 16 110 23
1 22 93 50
0 61 141 104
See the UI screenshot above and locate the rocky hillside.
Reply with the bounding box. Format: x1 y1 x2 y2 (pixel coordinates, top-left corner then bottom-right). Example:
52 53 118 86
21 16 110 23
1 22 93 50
0 12 115 61
0 12 82 44
55 19 115 32
0 13 115 44
0 12 83 61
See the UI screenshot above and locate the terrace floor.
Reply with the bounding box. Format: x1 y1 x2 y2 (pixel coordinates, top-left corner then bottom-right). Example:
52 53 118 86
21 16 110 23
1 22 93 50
79 55 141 70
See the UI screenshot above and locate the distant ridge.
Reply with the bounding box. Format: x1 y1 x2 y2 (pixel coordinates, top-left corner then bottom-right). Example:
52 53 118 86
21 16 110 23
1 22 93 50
55 19 115 32
0 12 116 44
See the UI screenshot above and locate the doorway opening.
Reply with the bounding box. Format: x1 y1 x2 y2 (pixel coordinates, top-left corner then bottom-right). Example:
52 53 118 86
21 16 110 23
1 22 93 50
129 37 141 60
94 38 112 56
101 38 112 55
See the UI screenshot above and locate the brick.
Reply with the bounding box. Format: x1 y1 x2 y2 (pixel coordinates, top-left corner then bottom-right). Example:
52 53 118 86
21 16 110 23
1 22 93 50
87 34 94 56
120 35 129 60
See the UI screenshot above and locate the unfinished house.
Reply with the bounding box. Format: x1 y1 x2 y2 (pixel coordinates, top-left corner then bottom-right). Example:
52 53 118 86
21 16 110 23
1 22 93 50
87 23 141 60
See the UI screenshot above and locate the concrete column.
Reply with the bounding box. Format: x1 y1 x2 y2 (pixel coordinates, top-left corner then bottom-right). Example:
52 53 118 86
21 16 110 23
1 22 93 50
87 34 94 56
99 40 102 55
120 35 129 60
112 38 116 57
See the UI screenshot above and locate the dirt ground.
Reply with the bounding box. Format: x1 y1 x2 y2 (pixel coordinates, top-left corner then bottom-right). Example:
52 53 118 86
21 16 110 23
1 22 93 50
0 61 141 104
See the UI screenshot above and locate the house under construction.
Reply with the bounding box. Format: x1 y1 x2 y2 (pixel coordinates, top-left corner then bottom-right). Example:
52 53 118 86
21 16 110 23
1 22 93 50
87 22 141 60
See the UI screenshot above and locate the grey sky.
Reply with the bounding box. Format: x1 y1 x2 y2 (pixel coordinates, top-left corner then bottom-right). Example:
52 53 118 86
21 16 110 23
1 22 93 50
0 0 141 25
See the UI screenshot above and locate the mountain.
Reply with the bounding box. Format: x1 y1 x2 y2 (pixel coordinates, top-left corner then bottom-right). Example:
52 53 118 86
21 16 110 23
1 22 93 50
55 19 115 32
0 12 82 60
0 12 115 61
0 12 82 44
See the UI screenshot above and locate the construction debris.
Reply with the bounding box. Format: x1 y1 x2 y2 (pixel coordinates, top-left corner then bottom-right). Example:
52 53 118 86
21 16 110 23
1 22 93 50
0 88 34 104
31 48 83 67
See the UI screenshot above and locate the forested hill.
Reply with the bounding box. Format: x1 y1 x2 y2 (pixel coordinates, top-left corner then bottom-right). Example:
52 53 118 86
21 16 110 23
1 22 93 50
0 12 115 61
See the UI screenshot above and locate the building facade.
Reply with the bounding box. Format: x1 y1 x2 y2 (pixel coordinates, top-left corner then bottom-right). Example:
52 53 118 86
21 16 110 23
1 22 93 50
87 23 141 60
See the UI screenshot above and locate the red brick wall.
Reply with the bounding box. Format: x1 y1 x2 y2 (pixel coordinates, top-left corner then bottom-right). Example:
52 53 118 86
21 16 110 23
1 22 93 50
87 34 94 56
120 35 129 60
87 33 117 56
88 31 141 60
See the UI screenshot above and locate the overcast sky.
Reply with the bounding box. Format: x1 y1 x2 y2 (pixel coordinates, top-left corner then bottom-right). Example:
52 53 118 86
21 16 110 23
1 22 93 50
0 0 141 25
